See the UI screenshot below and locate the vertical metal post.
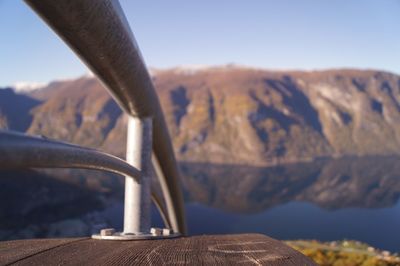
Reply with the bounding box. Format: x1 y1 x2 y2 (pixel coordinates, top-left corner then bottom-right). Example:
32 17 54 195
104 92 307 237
124 116 152 234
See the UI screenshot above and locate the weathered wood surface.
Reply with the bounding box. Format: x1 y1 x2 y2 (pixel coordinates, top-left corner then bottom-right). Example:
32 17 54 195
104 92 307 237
0 234 316 265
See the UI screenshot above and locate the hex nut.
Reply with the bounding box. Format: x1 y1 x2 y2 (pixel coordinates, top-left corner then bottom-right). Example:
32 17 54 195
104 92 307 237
100 228 116 236
150 227 162 236
162 228 172 236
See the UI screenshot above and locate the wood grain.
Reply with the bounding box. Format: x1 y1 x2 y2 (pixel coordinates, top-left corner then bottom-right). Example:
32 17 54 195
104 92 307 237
0 234 316 265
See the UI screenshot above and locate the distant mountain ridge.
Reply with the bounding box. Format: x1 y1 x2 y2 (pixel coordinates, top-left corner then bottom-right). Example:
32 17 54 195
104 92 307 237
11 82 47 93
2 67 400 166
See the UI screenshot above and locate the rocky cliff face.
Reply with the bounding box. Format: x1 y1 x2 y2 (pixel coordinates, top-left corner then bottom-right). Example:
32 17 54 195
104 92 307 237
152 67 400 164
2 67 400 166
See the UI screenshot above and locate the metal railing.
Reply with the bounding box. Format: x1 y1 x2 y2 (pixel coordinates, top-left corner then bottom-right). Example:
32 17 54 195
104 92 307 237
0 0 187 239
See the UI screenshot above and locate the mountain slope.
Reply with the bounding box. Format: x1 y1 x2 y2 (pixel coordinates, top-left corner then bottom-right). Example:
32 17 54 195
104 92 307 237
2 67 400 165
0 88 41 132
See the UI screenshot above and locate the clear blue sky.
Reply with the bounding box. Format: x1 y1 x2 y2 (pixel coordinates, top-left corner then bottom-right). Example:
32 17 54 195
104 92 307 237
1 0 400 86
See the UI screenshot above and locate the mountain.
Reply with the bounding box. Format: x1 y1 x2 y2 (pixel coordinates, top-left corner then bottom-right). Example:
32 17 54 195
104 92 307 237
11 81 47 93
2 67 400 239
2 67 400 165
0 88 41 132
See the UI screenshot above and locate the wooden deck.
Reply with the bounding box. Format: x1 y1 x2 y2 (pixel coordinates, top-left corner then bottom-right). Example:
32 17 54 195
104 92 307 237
0 234 316 265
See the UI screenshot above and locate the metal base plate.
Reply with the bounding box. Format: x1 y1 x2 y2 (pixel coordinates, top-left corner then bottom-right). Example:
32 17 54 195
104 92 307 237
92 232 181 241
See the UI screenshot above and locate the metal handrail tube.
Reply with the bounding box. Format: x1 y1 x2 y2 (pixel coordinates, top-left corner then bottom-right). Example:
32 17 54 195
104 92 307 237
0 130 171 229
24 0 186 234
0 130 140 178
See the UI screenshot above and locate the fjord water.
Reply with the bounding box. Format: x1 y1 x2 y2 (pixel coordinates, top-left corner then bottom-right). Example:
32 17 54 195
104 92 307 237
2 156 399 252
178 157 400 252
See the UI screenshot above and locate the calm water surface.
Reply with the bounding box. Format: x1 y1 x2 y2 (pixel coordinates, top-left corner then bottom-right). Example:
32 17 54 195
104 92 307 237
175 157 400 252
5 156 397 252
184 201 400 252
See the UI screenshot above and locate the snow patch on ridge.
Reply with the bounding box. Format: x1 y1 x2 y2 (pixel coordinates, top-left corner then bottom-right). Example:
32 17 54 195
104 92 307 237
12 81 48 92
148 64 288 76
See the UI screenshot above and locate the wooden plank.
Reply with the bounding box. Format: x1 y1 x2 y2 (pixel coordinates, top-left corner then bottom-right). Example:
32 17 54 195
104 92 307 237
0 238 86 265
0 234 316 265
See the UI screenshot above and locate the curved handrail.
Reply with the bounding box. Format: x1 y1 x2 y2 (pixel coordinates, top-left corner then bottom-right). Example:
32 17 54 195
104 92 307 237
0 130 140 177
0 130 171 229
24 0 186 233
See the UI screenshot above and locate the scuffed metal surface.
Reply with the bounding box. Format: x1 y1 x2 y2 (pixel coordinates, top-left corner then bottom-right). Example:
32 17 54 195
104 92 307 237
0 130 140 181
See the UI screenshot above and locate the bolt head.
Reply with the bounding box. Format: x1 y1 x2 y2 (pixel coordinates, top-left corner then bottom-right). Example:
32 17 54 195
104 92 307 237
150 227 162 236
100 228 116 236
162 228 172 236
